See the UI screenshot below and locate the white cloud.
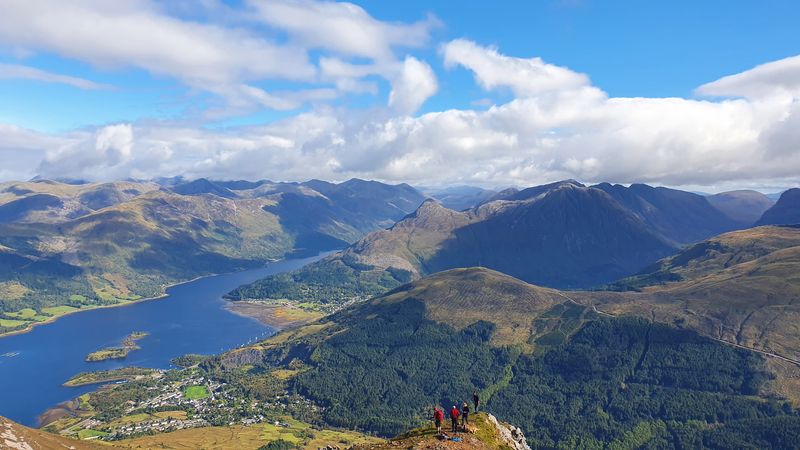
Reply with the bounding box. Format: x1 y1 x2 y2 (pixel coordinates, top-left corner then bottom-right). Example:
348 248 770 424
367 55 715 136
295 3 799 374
1 37 798 191
0 63 112 90
248 0 437 61
0 0 437 116
389 57 438 115
0 1 315 83
697 55 800 99
442 39 590 97
37 124 136 180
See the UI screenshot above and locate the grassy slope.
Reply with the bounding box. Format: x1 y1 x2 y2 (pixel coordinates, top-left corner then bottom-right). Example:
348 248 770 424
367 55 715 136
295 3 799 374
114 417 382 450
0 415 107 450
354 412 517 450
1 413 380 450
580 226 800 363
215 266 797 447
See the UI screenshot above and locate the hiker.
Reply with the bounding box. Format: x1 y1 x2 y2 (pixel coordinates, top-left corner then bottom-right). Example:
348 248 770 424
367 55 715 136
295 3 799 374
473 391 480 412
461 401 470 428
433 406 444 435
449 405 460 432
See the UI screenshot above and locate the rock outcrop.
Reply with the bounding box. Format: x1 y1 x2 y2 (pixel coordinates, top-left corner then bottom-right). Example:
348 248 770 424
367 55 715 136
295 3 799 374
486 414 531 450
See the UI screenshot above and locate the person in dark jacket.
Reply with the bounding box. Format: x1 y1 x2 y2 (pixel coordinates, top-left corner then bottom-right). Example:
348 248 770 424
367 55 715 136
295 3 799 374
433 407 444 435
473 391 480 412
449 405 460 432
461 402 470 428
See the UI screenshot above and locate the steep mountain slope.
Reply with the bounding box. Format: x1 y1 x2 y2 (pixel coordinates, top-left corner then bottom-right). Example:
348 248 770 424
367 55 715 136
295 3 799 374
756 188 800 225
707 189 774 225
592 182 741 244
0 415 105 449
301 178 426 229
608 225 800 287
0 178 425 335
229 182 679 310
585 225 800 362
214 267 799 448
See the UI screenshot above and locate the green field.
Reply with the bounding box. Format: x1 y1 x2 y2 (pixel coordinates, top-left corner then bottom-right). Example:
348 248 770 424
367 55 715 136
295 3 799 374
0 318 26 328
183 385 210 400
64 367 157 387
77 428 108 440
42 305 80 316
6 308 37 319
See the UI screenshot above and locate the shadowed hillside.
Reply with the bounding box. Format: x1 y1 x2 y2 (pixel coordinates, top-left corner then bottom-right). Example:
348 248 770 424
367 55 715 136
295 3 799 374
707 189 774 225
757 188 800 226
232 181 741 309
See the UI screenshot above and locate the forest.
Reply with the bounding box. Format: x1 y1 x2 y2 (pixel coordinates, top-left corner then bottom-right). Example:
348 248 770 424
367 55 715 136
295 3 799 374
220 298 800 448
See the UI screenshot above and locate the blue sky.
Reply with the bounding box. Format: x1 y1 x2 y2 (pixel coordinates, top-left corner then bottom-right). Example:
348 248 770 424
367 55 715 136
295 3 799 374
3 1 799 132
0 0 798 190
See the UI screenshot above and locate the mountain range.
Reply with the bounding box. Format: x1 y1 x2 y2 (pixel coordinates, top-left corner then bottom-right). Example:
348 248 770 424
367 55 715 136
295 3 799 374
230 180 769 312
4 176 799 449
0 178 426 335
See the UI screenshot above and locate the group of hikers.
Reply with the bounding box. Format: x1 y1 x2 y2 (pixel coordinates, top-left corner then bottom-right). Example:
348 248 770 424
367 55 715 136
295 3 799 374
433 391 480 435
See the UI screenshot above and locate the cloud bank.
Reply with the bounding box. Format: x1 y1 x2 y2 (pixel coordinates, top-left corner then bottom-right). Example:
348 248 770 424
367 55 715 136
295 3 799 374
0 1 797 190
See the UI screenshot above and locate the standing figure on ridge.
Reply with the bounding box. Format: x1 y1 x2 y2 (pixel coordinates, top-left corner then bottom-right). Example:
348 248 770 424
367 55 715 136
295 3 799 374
462 401 470 429
433 406 444 435
449 405 460 433
473 391 480 412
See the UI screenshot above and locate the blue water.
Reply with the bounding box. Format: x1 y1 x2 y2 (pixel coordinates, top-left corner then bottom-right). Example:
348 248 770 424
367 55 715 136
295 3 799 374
0 253 326 427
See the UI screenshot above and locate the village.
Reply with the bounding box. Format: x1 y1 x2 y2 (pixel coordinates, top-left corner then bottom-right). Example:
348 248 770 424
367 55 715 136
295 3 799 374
50 369 321 441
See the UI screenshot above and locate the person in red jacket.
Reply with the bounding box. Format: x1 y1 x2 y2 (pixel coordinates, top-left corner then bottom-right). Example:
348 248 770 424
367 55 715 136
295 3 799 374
449 405 460 432
433 407 444 435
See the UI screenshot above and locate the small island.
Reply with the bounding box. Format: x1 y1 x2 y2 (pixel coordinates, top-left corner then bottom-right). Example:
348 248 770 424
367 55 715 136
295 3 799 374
63 367 158 387
85 331 149 362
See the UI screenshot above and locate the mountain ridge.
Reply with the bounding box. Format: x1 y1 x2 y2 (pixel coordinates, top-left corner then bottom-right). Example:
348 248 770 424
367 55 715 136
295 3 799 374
232 180 748 308
0 178 426 335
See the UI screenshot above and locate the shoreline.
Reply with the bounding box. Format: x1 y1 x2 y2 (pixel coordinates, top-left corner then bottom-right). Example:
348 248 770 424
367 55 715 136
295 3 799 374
225 300 325 331
1 251 335 339
0 272 228 339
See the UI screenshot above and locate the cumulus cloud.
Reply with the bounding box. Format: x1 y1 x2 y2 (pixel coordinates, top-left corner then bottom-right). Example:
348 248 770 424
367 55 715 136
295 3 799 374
1 32 799 191
389 57 438 115
37 124 137 180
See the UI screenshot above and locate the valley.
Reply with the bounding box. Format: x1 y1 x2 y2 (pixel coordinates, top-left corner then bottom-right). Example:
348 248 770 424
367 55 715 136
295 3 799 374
0 254 325 427
0 178 426 336
1 177 798 449
44 264 800 448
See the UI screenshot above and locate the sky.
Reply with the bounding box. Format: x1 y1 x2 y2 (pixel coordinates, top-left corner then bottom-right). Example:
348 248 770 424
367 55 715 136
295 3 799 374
0 0 799 192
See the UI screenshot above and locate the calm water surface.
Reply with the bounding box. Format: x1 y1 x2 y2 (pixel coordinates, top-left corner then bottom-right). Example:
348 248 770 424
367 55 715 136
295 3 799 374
0 253 326 426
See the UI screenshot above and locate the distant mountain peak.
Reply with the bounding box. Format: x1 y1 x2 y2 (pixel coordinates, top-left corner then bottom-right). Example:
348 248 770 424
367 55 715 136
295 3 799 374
756 188 800 226
169 178 238 199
